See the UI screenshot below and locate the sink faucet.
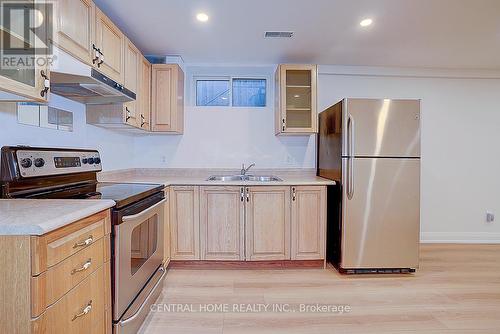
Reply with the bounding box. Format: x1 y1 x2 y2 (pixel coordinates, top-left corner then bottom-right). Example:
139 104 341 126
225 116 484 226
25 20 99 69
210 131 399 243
241 163 255 176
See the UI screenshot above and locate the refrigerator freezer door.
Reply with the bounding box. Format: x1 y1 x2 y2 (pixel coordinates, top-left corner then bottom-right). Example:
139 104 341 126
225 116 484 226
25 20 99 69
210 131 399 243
342 99 420 158
341 157 420 269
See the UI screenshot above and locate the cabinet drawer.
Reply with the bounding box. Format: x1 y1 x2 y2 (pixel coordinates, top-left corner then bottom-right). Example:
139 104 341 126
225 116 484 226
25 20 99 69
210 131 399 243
32 265 106 334
31 237 105 317
31 210 110 275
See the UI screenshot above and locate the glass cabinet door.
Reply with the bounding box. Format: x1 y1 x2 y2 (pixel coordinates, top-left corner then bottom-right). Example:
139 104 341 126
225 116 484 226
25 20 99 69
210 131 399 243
277 64 317 134
285 69 312 129
0 0 49 102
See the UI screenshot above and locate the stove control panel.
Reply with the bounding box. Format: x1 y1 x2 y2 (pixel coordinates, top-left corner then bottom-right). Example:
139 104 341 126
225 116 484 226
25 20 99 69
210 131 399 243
16 149 102 178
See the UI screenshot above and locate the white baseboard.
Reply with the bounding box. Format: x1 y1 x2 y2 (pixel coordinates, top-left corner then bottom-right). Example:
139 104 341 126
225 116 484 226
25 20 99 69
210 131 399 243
421 232 500 244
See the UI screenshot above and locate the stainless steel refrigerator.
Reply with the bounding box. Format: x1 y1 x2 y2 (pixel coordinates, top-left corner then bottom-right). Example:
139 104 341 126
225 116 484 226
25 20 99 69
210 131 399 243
318 98 420 273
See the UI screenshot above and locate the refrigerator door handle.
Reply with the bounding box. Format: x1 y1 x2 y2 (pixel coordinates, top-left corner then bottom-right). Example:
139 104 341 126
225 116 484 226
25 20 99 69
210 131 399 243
347 114 355 200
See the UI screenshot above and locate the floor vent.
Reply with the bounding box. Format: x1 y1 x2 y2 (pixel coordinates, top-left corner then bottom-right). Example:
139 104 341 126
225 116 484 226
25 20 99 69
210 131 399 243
264 31 294 38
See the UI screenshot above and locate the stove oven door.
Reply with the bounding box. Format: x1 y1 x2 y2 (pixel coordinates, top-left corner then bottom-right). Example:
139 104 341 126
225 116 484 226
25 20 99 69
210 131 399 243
114 197 166 323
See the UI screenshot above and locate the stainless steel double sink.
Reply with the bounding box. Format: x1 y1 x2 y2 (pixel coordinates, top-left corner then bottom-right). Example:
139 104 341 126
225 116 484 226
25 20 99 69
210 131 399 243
207 175 282 182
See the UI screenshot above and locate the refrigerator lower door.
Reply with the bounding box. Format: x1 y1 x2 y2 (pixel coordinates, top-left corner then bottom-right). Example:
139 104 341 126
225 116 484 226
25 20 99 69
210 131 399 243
341 157 420 269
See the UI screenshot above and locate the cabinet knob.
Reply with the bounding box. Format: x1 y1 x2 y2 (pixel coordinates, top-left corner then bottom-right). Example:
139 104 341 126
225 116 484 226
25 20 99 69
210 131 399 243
40 70 49 97
98 53 104 66
126 107 131 122
92 45 100 64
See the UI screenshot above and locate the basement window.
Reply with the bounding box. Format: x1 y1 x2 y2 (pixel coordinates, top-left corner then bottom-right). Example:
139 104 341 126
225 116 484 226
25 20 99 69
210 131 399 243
195 77 266 107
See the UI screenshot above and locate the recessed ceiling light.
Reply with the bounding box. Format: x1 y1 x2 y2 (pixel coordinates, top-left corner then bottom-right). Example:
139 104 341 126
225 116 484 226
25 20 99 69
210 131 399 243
196 13 209 22
360 18 373 27
293 94 300 98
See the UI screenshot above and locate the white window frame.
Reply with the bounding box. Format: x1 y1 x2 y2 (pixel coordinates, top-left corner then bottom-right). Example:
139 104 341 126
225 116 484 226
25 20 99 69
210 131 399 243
193 75 268 108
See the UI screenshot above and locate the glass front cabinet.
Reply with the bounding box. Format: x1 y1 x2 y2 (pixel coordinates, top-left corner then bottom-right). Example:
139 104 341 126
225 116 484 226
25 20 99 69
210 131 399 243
0 0 50 102
275 64 318 135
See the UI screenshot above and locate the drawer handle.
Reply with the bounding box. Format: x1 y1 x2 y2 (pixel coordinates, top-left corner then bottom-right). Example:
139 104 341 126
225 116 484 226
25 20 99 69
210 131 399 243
71 259 92 275
73 236 94 248
72 300 92 321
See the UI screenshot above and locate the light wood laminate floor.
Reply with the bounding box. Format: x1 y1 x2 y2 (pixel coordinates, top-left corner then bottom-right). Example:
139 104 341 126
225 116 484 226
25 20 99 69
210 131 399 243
139 244 500 333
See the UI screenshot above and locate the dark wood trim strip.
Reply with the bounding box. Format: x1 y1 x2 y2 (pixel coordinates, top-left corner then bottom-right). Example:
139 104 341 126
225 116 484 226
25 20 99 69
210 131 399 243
169 260 324 269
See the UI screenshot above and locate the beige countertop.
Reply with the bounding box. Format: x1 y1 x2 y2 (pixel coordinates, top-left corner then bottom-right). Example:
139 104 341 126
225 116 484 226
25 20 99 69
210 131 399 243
98 168 336 187
0 199 115 236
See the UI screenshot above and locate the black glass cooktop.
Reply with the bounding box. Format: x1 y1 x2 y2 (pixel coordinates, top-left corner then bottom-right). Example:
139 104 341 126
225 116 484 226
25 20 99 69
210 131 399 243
23 182 163 209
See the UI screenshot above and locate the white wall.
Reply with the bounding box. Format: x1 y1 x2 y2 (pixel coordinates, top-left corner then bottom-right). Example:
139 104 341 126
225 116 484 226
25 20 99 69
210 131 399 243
133 65 316 169
0 94 135 171
1 65 499 243
318 66 500 243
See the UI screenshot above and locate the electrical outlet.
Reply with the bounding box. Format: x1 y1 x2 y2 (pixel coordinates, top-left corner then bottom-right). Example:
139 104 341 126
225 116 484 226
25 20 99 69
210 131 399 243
161 156 167 164
486 212 495 223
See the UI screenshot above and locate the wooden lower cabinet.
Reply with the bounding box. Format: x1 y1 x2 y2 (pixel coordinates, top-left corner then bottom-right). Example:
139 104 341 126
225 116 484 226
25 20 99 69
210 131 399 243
170 186 200 260
0 210 112 334
245 186 291 261
34 266 106 333
168 185 327 264
200 186 245 260
291 186 326 260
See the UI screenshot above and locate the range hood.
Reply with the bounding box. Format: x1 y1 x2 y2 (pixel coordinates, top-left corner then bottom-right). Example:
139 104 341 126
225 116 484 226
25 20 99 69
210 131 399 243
50 48 135 105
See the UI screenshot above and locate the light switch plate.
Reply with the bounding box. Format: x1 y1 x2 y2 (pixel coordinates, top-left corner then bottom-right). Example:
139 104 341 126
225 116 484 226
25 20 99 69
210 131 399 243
486 212 495 223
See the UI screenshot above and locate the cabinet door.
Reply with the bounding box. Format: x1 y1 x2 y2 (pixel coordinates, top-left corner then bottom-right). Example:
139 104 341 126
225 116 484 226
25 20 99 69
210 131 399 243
52 0 95 65
0 0 49 102
94 7 124 83
169 186 200 260
245 186 291 261
275 64 317 135
138 56 151 130
291 186 326 260
123 39 140 127
200 187 245 260
151 64 184 133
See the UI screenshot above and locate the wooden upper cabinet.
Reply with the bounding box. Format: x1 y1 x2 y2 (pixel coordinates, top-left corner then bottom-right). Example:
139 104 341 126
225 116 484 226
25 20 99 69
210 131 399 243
138 56 151 131
275 64 318 135
200 187 245 261
169 186 200 260
245 186 291 261
151 64 184 133
94 7 125 84
52 0 95 65
123 39 140 127
291 186 326 260
124 39 139 94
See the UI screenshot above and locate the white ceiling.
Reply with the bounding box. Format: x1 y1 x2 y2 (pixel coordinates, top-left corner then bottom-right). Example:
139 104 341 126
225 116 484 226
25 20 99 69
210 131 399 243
94 0 500 69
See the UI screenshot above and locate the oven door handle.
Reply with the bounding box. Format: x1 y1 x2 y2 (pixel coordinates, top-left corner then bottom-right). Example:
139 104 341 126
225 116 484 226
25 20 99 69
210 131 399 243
121 199 166 222
118 266 167 326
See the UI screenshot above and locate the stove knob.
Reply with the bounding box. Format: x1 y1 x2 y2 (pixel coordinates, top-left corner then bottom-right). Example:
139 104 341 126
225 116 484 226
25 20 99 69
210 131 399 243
34 158 45 168
87 157 95 164
20 158 32 168
94 157 101 164
82 158 88 164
